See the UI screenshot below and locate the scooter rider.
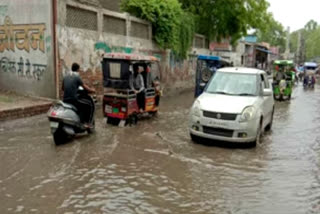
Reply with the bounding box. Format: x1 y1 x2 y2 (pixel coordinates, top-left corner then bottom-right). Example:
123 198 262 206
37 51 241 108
62 63 96 127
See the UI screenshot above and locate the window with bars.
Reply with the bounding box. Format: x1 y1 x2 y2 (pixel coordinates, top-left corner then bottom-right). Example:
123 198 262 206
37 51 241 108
194 36 204 48
103 15 126 35
66 5 98 31
98 0 121 12
130 21 149 39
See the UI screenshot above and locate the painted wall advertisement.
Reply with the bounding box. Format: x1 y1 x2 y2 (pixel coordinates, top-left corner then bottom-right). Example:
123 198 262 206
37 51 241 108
0 0 55 98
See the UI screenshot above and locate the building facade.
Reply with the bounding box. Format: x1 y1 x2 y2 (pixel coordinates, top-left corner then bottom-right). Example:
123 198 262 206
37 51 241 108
0 0 55 98
0 0 280 98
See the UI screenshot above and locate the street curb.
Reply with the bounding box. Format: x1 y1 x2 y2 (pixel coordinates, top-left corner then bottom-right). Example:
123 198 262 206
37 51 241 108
0 102 52 121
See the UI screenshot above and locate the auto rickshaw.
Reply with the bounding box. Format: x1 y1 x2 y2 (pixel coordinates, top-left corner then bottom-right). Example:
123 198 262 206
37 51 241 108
272 60 294 100
194 55 232 98
303 62 317 89
102 53 161 126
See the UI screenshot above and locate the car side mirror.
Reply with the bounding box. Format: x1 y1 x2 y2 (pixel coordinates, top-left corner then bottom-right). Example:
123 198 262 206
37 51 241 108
263 89 272 96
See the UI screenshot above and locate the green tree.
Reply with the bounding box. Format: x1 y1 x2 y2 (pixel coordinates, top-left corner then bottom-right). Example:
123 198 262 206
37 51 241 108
305 20 318 31
121 0 194 58
290 20 320 62
289 30 299 53
305 27 320 61
179 0 270 43
256 14 286 52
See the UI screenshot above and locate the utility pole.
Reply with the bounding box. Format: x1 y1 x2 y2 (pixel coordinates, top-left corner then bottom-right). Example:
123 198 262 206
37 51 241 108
296 31 301 63
284 27 290 60
300 32 306 63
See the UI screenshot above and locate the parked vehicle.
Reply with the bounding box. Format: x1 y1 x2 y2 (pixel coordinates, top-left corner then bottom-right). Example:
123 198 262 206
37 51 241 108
47 87 95 145
102 53 161 126
272 60 294 101
189 67 274 146
303 62 317 89
194 55 232 98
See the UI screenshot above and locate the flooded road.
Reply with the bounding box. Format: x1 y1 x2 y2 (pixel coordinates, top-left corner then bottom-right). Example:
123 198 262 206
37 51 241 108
1 85 320 214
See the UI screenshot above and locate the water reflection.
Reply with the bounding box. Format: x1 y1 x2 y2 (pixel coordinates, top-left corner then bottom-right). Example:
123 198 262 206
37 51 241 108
1 87 320 213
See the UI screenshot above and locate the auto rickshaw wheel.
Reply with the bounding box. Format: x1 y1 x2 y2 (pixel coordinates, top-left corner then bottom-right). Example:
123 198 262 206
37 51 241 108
149 111 158 117
279 94 283 101
107 117 121 126
128 114 138 125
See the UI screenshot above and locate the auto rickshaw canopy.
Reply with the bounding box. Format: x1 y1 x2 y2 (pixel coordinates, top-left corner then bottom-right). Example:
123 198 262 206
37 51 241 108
197 55 220 61
274 60 294 66
304 62 317 68
103 53 159 62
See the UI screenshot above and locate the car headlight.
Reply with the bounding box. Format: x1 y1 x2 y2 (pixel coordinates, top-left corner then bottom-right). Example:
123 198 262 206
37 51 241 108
240 106 256 122
191 100 201 117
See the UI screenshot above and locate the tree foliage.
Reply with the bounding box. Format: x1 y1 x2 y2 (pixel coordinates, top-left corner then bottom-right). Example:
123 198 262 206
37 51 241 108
305 20 318 31
179 0 270 43
290 20 320 62
121 0 277 58
305 20 320 61
256 15 286 52
121 0 194 58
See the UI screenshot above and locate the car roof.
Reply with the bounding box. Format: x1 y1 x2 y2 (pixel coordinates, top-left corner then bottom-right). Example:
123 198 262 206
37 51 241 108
217 67 266 75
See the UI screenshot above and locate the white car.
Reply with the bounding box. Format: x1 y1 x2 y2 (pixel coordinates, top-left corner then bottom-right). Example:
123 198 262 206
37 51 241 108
189 67 274 146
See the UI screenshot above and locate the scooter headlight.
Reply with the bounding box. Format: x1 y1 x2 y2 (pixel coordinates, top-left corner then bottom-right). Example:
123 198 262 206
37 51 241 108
240 106 256 122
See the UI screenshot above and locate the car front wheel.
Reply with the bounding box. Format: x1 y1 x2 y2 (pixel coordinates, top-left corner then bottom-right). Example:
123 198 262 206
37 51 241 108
265 108 274 132
253 120 263 147
190 133 199 143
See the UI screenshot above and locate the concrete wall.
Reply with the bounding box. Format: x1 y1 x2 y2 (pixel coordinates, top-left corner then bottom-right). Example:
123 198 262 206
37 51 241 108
57 0 232 96
56 0 173 97
0 0 55 98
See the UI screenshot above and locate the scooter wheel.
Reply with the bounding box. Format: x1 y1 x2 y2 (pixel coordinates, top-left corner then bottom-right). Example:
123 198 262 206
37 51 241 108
87 119 95 134
53 128 68 145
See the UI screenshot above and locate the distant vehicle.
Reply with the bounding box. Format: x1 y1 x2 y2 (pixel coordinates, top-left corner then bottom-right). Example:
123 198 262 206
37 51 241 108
304 62 317 72
303 62 317 89
47 87 96 145
272 60 295 101
102 53 161 126
194 55 232 98
189 67 274 146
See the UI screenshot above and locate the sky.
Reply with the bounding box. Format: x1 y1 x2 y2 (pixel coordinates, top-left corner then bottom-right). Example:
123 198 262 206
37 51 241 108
267 0 320 32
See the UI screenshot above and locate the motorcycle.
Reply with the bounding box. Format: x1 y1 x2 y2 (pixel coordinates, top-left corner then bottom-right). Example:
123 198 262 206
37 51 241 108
303 75 315 89
47 87 96 145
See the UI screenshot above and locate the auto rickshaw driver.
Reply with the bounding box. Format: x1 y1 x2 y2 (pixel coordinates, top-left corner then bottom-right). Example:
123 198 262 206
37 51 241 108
130 64 145 113
275 66 286 83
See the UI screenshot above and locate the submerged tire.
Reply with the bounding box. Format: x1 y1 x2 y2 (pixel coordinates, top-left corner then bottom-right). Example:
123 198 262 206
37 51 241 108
265 109 274 132
53 128 68 145
87 119 95 134
190 133 199 143
150 111 158 117
252 119 263 147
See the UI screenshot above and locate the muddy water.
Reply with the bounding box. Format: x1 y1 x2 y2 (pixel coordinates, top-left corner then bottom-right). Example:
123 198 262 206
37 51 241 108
1 86 320 214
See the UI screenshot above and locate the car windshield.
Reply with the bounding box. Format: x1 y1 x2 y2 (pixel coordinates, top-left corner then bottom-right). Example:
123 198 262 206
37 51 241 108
205 72 258 96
